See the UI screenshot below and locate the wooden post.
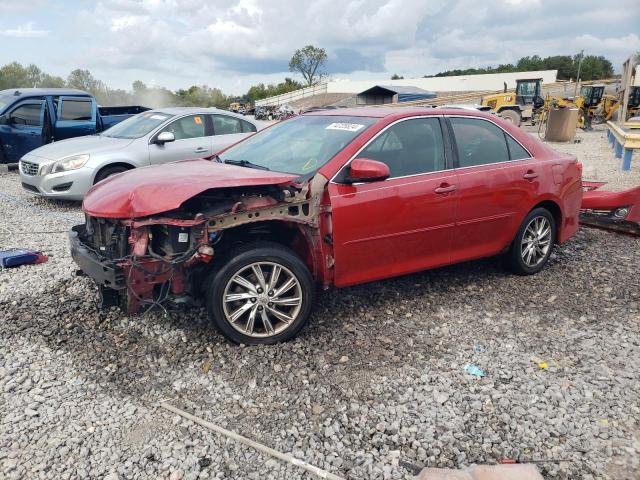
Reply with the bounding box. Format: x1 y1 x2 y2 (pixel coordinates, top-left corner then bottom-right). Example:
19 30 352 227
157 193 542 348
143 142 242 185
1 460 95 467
619 55 637 125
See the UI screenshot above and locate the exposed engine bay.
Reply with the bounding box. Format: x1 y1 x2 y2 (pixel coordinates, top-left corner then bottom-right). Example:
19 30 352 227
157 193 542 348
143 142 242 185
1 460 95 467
70 175 330 314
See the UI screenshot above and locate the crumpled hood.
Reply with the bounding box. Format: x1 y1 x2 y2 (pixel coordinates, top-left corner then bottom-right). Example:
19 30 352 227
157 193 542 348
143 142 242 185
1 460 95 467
27 134 134 162
83 159 298 218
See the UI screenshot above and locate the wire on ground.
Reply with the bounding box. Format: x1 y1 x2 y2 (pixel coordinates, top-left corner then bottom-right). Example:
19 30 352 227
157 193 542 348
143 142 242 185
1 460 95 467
159 402 346 480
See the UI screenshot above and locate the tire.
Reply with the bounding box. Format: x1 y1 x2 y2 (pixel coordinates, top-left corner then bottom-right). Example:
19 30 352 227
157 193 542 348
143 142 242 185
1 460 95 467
507 207 556 275
206 242 314 344
499 109 522 127
94 165 130 184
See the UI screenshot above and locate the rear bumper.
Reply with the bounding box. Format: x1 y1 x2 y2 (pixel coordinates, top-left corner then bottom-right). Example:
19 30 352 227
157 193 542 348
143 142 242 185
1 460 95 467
69 225 125 289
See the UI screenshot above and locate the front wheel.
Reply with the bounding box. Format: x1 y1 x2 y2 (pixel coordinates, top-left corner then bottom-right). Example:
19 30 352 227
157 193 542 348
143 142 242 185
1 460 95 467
499 109 522 126
507 208 556 275
94 165 129 184
206 242 314 344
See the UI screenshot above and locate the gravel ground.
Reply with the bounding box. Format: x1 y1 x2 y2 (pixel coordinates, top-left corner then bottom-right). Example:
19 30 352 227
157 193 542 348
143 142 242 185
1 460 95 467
1 130 639 480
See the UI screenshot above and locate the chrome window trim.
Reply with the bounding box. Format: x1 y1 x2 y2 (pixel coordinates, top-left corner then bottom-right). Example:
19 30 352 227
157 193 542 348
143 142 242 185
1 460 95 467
329 113 534 186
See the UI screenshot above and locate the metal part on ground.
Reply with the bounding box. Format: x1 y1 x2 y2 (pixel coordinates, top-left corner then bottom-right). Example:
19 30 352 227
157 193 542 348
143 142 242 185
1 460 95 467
417 464 543 480
160 402 346 480
580 181 640 235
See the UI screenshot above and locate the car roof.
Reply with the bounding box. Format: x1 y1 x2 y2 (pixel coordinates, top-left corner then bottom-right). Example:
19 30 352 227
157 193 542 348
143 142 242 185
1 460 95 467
150 106 251 119
0 88 90 97
303 106 498 120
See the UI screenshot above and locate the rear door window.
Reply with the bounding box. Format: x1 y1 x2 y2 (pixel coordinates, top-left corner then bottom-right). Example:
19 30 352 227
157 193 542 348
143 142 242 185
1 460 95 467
450 117 510 167
240 119 257 133
355 117 445 178
211 115 243 135
505 135 531 160
58 99 92 121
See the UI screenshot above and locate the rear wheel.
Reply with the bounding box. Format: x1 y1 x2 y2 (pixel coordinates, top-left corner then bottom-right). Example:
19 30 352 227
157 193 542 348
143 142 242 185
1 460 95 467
508 208 556 275
206 242 314 344
499 109 522 126
94 165 130 184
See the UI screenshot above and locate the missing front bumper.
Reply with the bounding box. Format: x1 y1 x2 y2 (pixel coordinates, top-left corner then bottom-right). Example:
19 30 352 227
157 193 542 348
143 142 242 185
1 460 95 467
69 225 125 289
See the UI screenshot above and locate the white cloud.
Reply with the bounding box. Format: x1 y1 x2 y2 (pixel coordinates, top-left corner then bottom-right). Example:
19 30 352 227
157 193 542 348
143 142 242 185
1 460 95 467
0 22 49 38
574 33 640 54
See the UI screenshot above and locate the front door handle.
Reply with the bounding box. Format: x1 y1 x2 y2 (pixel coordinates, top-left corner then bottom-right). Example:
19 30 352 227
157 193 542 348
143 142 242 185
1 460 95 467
194 147 209 153
435 184 457 194
523 170 538 180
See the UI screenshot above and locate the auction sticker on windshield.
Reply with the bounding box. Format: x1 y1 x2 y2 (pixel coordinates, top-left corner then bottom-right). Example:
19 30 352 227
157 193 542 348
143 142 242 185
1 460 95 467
326 123 365 132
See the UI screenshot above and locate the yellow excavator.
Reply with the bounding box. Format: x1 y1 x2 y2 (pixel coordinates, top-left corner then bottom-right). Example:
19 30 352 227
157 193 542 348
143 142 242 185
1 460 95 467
605 85 640 121
482 79 639 128
480 78 545 126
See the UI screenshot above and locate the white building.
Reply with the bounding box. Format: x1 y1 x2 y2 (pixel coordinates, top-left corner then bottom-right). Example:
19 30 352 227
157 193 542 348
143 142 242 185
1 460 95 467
255 70 558 107
326 70 558 94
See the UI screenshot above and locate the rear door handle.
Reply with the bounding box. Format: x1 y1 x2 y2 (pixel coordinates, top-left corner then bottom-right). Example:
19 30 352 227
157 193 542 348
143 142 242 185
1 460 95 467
523 171 538 180
435 184 457 194
194 147 209 153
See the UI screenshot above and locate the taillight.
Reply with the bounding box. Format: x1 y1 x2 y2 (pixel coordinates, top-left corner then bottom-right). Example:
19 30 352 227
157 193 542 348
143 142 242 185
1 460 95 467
576 162 583 176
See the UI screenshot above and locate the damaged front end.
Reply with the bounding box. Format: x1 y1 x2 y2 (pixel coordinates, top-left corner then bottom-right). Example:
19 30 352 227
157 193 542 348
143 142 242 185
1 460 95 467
580 181 640 236
71 173 329 313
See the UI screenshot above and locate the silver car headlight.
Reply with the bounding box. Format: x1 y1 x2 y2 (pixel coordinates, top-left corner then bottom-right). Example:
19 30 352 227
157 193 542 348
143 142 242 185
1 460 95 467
51 154 90 174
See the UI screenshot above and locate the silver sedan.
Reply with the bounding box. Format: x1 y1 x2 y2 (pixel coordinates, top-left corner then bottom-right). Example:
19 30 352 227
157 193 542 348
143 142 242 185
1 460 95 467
19 107 264 200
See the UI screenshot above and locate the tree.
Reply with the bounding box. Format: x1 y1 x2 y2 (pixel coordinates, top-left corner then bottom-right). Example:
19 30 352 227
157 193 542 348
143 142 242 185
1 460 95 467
288 45 327 86
40 74 65 88
66 68 101 93
25 64 43 87
391 74 404 80
0 62 29 90
516 55 544 71
132 80 147 94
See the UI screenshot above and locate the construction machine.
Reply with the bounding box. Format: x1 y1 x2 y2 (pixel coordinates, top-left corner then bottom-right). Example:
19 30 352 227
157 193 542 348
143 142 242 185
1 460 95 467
480 78 545 126
621 85 640 119
573 84 606 129
582 85 639 123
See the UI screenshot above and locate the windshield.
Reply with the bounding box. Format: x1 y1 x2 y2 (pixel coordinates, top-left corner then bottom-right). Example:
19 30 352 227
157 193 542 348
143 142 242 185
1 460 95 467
102 111 174 139
0 95 12 113
218 115 376 176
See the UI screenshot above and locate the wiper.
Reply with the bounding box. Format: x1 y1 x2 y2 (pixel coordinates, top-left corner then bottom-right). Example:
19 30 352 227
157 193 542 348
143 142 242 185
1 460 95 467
223 159 270 171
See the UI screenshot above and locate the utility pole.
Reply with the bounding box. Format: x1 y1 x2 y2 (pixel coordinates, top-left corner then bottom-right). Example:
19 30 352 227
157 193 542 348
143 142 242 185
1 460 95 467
573 50 584 98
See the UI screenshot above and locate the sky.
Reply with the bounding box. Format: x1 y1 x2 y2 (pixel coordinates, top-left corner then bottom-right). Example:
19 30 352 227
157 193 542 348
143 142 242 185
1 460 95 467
1 0 639 95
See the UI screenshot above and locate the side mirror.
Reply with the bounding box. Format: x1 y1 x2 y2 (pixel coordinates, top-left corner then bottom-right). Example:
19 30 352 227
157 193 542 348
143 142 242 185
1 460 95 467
347 158 390 183
155 131 175 145
7 116 26 126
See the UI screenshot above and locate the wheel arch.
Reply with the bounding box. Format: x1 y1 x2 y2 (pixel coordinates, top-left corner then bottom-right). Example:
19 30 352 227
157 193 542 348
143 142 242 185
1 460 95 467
211 220 323 282
529 199 562 243
92 161 136 184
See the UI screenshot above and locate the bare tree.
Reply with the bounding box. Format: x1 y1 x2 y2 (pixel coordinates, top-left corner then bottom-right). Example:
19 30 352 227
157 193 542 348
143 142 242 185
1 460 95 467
288 45 328 86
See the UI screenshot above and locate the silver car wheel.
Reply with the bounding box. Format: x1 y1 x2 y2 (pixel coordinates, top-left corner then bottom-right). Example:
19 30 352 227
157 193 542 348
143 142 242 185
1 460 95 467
222 262 303 338
520 216 552 267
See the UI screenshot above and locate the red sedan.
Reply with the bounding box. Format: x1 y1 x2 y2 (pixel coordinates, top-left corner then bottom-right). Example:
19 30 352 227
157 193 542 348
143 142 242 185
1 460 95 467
71 108 582 344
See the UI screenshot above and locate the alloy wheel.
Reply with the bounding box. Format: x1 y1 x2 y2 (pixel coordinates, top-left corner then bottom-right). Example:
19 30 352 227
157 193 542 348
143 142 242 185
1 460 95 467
222 262 303 338
520 216 552 267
